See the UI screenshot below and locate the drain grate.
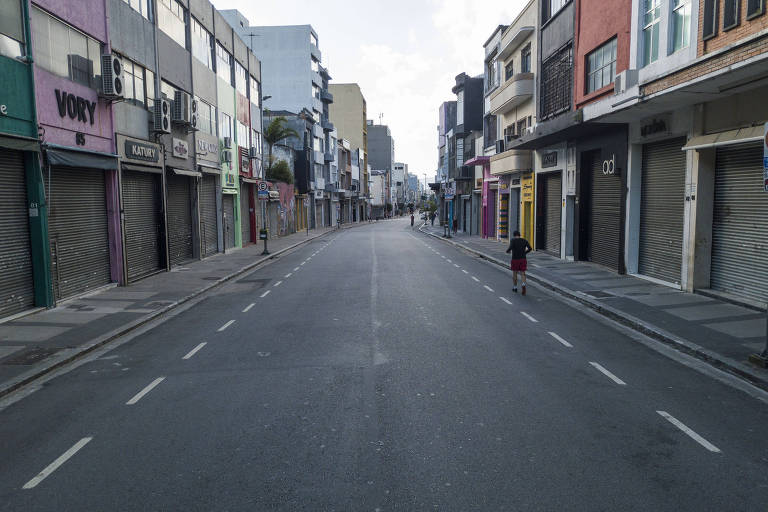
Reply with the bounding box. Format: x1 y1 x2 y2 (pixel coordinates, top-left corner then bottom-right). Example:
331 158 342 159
3 347 58 365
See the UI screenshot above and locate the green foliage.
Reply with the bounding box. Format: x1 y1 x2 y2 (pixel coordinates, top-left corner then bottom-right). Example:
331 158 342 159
264 116 300 173
266 159 294 184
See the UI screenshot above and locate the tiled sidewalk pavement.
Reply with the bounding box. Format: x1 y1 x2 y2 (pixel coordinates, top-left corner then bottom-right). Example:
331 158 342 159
421 224 768 388
0 224 353 397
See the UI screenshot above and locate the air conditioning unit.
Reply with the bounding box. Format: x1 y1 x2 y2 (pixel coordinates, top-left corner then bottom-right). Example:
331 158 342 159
222 150 232 164
190 98 198 129
248 146 259 159
101 54 124 98
614 69 638 95
223 136 232 149
495 139 505 154
172 90 192 124
153 98 171 134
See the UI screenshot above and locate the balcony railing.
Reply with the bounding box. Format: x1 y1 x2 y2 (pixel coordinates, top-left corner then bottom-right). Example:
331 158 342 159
489 72 534 115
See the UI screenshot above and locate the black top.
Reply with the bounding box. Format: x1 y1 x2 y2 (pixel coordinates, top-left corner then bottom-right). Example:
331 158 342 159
506 237 532 260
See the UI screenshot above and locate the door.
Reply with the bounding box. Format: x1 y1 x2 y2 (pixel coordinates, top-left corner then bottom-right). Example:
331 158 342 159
240 185 252 245
0 150 35 317
223 194 236 250
46 166 111 300
489 189 497 238
537 172 562 256
509 188 520 237
710 143 768 302
586 151 622 271
639 138 686 285
166 173 194 265
123 170 163 282
200 175 218 257
499 193 509 238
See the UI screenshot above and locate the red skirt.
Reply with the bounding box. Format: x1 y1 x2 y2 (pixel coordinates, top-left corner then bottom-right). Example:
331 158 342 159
510 259 527 272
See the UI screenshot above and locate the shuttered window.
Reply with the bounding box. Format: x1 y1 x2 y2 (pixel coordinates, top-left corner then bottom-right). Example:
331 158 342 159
702 0 718 39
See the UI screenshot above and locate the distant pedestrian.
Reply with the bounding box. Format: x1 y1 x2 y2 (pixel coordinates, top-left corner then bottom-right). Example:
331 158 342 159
430 212 436 226
505 230 532 295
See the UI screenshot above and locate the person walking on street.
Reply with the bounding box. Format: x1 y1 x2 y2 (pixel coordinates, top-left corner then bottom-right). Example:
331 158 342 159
430 212 436 226
505 230 532 295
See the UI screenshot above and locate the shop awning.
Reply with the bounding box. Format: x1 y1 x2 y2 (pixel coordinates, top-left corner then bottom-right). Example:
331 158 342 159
122 163 162 174
681 126 764 151
0 134 39 152
241 177 261 184
198 162 221 174
172 168 202 178
464 156 490 166
44 144 118 170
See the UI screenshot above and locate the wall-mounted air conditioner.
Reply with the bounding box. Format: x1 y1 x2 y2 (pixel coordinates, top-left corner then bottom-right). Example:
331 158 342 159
101 54 124 98
222 151 232 164
614 69 638 95
153 98 171 134
223 137 232 149
172 90 192 124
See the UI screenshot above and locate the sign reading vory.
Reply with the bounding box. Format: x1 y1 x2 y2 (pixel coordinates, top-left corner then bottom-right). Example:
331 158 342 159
55 89 96 125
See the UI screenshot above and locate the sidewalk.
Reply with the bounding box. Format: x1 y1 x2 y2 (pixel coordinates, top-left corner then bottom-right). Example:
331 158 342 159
0 225 349 398
420 224 768 389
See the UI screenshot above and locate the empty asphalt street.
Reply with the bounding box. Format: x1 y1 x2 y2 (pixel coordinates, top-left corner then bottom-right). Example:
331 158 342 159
2 218 768 511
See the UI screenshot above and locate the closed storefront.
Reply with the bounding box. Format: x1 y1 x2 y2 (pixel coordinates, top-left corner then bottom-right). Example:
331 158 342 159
45 165 111 300
241 184 252 245
200 174 219 257
537 172 562 256
639 138 686 285
269 201 280 239
710 143 768 302
166 172 195 265
0 150 34 317
123 170 163 282
223 193 236 250
582 150 622 271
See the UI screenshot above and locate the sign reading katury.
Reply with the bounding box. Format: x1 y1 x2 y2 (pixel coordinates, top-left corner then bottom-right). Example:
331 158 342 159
124 140 159 163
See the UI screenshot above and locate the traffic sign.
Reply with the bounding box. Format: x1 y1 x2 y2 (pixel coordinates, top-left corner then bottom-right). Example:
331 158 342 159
258 189 269 200
258 181 269 192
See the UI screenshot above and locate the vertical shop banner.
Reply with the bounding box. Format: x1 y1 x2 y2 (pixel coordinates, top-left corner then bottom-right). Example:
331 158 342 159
763 122 768 192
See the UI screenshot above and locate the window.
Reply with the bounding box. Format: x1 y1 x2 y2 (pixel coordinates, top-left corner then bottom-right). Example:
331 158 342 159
521 45 531 73
122 58 147 107
485 56 498 92
703 0 718 39
249 75 260 107
540 44 572 119
121 0 151 20
31 7 102 89
236 121 248 147
235 61 247 95
505 61 514 81
457 90 464 126
671 0 692 52
643 0 661 65
216 43 231 84
311 58 319 72
312 84 321 99
586 38 616 93
160 80 177 102
251 129 261 152
191 17 213 70
158 0 186 48
219 112 232 140
544 0 568 23
0 33 23 59
723 0 740 29
747 0 765 18
516 118 527 137
313 136 322 152
196 97 216 135
145 68 155 107
483 114 497 148
310 32 318 48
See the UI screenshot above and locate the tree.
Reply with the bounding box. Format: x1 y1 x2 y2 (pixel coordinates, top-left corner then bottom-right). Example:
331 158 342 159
266 159 294 184
264 115 300 173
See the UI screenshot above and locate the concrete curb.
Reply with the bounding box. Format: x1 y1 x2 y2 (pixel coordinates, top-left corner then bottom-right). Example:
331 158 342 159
418 225 768 391
0 227 348 400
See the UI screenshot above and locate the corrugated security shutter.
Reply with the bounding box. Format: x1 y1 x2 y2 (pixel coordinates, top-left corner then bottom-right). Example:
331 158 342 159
223 194 236 249
0 150 34 317
540 172 562 256
46 166 110 300
588 153 622 271
639 138 686 285
123 170 163 282
711 143 768 302
200 175 218 257
241 185 251 245
166 173 194 265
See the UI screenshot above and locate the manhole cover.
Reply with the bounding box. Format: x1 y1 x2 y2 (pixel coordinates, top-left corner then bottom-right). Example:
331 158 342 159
584 290 615 299
3 348 58 365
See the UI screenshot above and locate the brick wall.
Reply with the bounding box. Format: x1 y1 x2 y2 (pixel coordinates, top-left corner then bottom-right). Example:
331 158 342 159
642 33 768 95
698 0 768 55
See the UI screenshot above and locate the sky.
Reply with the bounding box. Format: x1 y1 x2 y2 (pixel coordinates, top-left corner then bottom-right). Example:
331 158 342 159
212 0 529 179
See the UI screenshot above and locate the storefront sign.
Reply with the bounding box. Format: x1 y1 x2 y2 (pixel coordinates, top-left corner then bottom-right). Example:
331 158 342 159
225 173 235 187
124 140 160 163
521 173 534 201
640 118 668 137
172 138 189 159
541 152 558 168
55 89 96 125
0 104 7 116
602 154 618 176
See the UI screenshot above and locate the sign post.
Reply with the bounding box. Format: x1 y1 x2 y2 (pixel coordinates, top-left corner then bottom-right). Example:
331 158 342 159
258 182 270 255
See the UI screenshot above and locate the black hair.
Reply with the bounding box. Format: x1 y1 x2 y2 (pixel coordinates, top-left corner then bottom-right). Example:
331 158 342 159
513 230 521 237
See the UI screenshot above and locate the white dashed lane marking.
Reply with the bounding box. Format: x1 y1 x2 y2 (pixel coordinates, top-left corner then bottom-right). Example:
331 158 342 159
453 264 460 268
273 281 283 287
23 437 93 489
217 320 236 332
182 342 207 360
471 276 480 282
462 270 468 274
589 362 627 386
126 377 166 405
500 297 513 305
657 411 721 453
521 312 538 323
260 290 271 298
293 267 300 272
548 332 573 348
242 303 255 313
484 285 494 292
285 273 292 278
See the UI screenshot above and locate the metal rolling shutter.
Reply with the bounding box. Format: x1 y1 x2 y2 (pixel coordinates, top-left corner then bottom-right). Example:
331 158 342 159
46 166 110 300
711 143 768 302
0 150 34 317
639 138 686 285
269 202 280 238
200 175 218 257
540 172 562 256
166 173 194 265
588 153 622 271
223 194 236 250
240 185 251 245
123 170 163 282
